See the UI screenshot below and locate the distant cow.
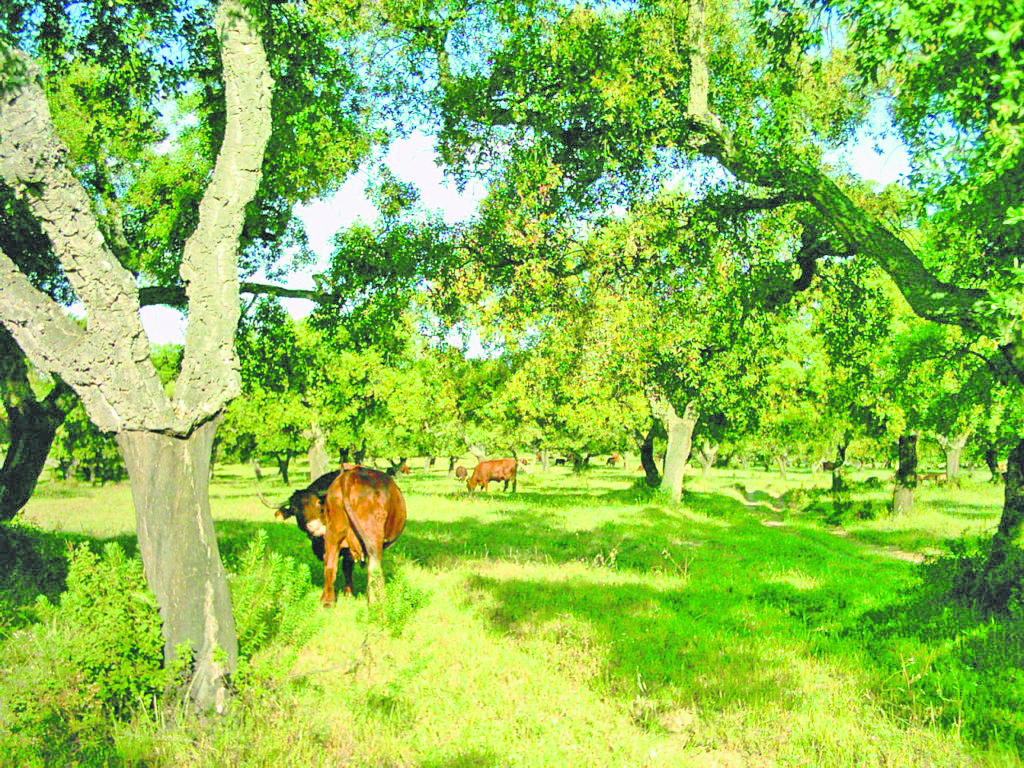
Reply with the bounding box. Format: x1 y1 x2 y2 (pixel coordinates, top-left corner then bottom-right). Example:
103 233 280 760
821 461 836 471
468 458 518 493
554 457 567 466
606 452 621 466
455 465 468 481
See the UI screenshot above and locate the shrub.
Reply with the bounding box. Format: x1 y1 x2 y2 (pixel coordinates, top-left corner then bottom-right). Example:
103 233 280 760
0 542 164 765
228 530 327 685
0 523 70 634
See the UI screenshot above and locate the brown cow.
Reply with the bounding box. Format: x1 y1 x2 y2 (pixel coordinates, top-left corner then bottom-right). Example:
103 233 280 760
295 466 406 605
467 458 518 493
606 452 621 466
455 465 468 481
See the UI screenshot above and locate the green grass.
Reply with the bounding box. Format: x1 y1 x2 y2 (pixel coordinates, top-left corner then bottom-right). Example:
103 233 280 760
5 461 1023 766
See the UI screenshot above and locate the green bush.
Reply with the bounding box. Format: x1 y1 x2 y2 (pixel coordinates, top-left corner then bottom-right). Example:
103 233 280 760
0 523 70 633
228 529 327 685
357 567 430 638
0 542 164 766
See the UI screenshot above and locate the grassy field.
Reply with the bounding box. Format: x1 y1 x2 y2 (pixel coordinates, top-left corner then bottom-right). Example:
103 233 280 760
6 460 1024 767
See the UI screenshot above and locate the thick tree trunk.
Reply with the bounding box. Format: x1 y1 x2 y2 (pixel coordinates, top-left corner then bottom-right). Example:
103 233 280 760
892 433 918 516
116 418 236 714
658 400 698 503
984 438 1024 593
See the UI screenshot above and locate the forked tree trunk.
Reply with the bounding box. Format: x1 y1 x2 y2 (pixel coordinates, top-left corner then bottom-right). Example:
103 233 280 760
658 400 698 503
774 452 788 481
892 433 918 516
697 441 718 477
115 418 236 714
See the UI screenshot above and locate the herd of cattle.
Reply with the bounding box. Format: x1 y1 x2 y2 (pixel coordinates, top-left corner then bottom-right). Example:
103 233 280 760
261 456 523 605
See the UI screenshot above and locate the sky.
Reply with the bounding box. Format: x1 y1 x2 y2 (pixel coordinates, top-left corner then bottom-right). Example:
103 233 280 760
138 127 909 346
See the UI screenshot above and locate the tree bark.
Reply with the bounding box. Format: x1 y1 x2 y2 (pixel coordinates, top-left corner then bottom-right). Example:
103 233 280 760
635 420 661 488
650 394 698 503
697 440 718 477
935 430 970 487
0 0 272 712
116 419 236 714
0 329 76 519
892 433 918 516
983 445 1002 484
304 422 330 481
984 437 1024 590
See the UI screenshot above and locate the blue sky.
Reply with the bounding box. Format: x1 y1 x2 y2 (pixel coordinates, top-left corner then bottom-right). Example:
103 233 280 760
139 128 909 345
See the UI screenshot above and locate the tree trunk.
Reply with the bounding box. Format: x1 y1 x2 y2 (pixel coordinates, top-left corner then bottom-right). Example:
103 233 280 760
635 420 661 488
983 446 1002 484
275 454 291 486
697 440 718 478
657 399 698 503
774 452 788 481
892 433 918 516
116 418 236 714
304 422 329 482
935 430 970 487
984 438 1024 593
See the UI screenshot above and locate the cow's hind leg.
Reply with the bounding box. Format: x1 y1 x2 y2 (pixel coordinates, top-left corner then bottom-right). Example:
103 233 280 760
321 538 341 606
341 549 356 597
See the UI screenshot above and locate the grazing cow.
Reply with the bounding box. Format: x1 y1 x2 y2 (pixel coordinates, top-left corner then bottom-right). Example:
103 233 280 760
920 471 946 484
297 466 407 605
821 461 836 471
554 457 567 466
468 458 518 493
258 469 341 561
265 465 406 604
454 465 468 481
606 452 621 467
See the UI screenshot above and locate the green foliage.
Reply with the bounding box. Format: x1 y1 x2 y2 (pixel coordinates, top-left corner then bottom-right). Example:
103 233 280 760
356 566 430 638
0 543 164 765
227 530 328 685
942 536 1024 617
0 523 71 634
50 403 127 485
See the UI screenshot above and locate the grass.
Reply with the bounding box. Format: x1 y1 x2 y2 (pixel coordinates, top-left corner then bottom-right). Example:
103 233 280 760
5 460 1023 766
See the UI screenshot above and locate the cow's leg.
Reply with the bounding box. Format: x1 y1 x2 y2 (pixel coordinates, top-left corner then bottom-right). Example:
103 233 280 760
341 549 355 597
321 537 341 606
365 539 385 604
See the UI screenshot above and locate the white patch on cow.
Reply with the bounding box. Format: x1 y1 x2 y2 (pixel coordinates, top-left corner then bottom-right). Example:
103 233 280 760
306 519 327 537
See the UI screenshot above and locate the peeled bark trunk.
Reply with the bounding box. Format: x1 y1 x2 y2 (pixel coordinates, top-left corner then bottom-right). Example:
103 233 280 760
116 418 236 714
697 440 718 477
935 431 970 487
656 399 698 503
892 433 918 516
305 423 330 482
